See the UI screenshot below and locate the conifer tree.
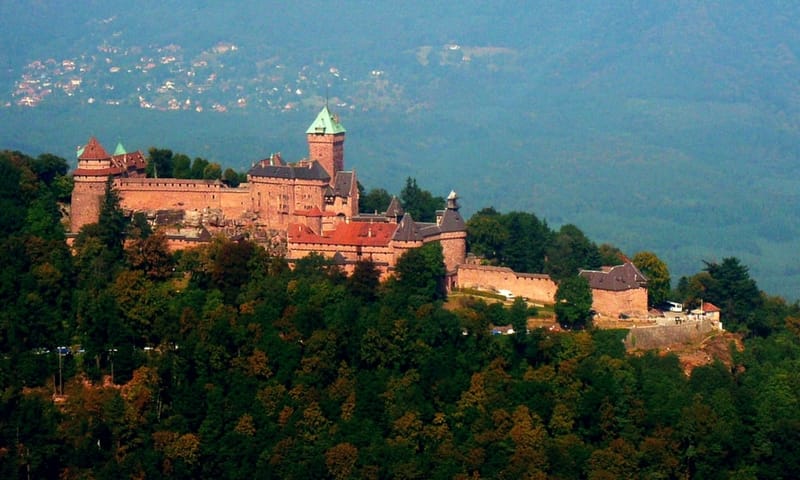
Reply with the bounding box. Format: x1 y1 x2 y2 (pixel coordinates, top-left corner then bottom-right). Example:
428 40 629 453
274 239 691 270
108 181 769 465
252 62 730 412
96 177 127 260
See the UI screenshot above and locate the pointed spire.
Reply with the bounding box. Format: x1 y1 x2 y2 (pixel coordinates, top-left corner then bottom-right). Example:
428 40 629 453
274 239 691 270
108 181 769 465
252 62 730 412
78 137 110 160
113 141 127 156
446 190 460 210
306 105 346 134
385 196 404 219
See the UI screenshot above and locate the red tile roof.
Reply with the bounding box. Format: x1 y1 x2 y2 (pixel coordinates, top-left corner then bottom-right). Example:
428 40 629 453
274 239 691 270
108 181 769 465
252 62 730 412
702 302 721 312
79 137 110 160
294 206 324 217
289 221 396 247
73 148 147 177
111 151 147 171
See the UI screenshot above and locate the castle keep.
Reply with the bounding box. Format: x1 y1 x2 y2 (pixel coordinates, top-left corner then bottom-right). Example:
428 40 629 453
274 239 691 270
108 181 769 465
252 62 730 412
70 106 467 277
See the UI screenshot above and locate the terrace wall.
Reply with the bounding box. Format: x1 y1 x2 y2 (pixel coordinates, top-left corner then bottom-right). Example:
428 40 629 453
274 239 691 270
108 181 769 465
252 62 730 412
624 318 720 350
456 264 557 304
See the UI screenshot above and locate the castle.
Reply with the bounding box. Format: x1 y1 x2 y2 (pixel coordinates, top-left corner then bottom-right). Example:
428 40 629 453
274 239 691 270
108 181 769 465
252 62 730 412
70 107 651 317
70 106 467 280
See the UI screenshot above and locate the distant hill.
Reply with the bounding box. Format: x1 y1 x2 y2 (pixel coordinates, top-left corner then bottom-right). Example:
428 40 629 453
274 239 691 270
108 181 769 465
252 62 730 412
2 1 799 298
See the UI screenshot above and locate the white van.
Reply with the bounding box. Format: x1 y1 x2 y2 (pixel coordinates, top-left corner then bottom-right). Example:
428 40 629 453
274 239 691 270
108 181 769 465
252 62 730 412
666 301 683 312
498 289 515 300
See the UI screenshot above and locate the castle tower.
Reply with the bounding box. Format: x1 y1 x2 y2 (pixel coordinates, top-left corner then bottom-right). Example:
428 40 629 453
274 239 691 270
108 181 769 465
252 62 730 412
438 191 468 272
70 137 114 233
76 136 112 171
306 105 345 181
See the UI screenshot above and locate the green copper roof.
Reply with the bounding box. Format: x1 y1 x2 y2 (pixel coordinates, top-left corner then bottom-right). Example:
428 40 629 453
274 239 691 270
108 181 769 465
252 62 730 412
113 142 127 156
305 105 346 135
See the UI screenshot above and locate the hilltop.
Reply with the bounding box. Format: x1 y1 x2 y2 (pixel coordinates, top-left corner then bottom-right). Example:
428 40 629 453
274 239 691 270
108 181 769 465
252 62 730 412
2 2 800 298
4 142 800 478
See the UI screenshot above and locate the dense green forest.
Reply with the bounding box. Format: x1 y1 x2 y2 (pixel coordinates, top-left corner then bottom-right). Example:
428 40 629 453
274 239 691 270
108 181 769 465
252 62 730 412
4 1 800 298
3 149 800 478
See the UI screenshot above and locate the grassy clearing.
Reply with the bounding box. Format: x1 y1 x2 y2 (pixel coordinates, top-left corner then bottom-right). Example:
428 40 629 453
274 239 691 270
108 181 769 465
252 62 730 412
447 288 556 321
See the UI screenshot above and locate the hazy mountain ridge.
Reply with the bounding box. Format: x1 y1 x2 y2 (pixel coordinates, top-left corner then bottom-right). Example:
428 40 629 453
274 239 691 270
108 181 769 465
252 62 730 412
2 1 799 298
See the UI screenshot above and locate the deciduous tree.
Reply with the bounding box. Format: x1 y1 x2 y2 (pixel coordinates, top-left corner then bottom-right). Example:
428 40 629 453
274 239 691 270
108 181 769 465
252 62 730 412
222 167 241 187
190 157 209 179
0 152 26 236
359 186 392 214
632 251 670 307
146 148 173 178
347 259 380 302
31 153 68 186
554 276 593 329
203 162 222 180
126 231 173 280
598 243 626 266
545 224 601 281
391 242 446 306
171 153 192 178
466 207 508 262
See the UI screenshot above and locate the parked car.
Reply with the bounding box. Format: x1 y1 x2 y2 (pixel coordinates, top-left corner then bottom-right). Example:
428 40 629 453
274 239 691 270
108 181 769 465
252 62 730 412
497 289 515 300
665 301 684 312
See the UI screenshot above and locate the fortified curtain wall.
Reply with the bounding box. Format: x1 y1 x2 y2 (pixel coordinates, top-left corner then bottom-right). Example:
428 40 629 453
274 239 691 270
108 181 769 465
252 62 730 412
116 179 250 218
456 264 558 305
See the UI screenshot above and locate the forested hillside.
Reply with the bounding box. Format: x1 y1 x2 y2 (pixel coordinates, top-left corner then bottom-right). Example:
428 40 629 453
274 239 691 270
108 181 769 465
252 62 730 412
3 150 800 478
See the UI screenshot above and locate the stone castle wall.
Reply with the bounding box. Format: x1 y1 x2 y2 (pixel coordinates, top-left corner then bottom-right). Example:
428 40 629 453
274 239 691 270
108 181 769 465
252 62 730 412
74 170 355 237
592 287 648 318
439 233 467 273
70 179 106 232
288 241 395 279
307 133 344 177
117 179 225 212
624 318 719 350
456 264 558 305
115 179 251 226
219 187 251 218
326 185 359 221
291 182 327 211
248 177 328 231
164 236 209 252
